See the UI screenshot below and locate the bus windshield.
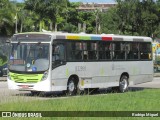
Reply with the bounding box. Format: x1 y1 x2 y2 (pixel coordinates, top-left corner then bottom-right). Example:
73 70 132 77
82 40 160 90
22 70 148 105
9 43 50 72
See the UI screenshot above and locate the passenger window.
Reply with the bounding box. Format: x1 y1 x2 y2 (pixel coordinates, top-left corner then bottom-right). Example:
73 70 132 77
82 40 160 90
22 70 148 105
126 43 139 60
139 43 151 60
113 42 125 60
99 42 112 60
67 42 83 61
67 41 98 61
83 42 88 60
88 42 98 60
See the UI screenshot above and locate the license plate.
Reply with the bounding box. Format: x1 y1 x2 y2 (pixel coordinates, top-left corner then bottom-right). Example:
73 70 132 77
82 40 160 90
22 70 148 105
21 85 29 89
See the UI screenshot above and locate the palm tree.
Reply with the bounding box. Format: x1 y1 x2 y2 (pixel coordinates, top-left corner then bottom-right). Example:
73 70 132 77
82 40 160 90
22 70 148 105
0 0 15 35
24 0 69 31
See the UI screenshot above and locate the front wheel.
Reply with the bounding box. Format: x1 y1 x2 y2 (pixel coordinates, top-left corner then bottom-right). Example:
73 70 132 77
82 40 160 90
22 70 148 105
119 75 129 93
66 77 78 96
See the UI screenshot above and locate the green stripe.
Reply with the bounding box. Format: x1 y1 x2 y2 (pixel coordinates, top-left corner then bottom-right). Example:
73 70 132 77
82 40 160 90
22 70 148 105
10 72 43 83
79 36 91 40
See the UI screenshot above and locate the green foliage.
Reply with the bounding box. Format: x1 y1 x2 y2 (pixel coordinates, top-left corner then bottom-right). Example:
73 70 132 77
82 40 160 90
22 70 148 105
0 0 15 35
101 0 160 37
78 11 96 33
1 0 160 36
100 7 120 34
0 55 7 66
0 45 7 66
25 0 69 31
61 23 77 33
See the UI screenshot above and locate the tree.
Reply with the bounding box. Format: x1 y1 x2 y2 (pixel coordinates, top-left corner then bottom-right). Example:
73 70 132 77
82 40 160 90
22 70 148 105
25 0 69 31
60 2 80 33
77 11 96 33
100 0 160 37
0 0 15 36
100 7 120 34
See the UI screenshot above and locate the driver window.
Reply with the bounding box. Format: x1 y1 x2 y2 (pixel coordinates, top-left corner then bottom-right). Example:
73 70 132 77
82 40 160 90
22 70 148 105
52 43 65 61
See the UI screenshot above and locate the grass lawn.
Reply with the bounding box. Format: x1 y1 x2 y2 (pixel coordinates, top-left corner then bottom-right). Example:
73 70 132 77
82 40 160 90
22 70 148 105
0 89 160 120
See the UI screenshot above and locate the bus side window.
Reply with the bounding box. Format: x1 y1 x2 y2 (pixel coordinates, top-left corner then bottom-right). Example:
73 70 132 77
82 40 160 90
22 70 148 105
83 43 88 60
139 43 151 60
83 51 88 60
113 42 125 60
99 42 111 60
127 43 139 60
52 44 65 61
75 42 83 60
67 42 83 61
88 42 98 60
59 44 65 60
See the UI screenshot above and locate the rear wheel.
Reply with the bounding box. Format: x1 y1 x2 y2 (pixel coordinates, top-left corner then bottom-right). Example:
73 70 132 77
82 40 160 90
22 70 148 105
66 77 78 96
119 75 129 93
112 75 129 93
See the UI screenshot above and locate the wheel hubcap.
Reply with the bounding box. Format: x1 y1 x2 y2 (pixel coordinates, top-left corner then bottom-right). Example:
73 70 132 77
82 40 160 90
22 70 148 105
120 78 127 91
68 81 75 92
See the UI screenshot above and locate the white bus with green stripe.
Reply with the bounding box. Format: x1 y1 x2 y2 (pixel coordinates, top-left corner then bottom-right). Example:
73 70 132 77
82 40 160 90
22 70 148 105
7 32 153 95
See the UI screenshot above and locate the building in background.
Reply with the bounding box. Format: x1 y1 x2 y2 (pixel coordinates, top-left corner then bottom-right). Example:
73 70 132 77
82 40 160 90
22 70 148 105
77 3 117 12
76 3 117 33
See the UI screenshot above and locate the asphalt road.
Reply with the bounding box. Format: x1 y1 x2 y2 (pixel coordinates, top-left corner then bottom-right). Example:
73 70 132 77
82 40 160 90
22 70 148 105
0 77 160 103
130 77 160 88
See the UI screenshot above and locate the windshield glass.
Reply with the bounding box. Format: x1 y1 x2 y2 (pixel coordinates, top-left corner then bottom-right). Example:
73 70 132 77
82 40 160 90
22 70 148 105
9 43 50 72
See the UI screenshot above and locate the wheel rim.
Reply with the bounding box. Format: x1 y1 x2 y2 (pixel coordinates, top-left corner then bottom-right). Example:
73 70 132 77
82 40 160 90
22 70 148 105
68 81 75 92
120 78 128 92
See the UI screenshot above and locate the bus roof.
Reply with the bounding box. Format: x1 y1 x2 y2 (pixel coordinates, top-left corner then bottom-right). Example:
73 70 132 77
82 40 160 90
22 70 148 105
13 32 152 42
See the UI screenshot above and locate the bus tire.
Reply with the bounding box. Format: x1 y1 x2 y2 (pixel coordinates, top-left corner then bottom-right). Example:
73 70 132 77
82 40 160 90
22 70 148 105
119 75 129 93
67 77 78 96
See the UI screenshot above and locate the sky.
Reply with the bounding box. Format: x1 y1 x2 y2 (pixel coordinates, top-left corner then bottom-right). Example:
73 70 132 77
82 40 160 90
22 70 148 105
16 0 116 3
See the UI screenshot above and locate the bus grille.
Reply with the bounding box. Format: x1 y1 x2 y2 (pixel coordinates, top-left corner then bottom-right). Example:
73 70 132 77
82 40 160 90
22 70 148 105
10 73 43 83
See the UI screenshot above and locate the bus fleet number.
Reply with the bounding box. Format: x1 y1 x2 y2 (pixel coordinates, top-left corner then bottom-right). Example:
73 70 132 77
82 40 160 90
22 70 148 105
75 66 86 72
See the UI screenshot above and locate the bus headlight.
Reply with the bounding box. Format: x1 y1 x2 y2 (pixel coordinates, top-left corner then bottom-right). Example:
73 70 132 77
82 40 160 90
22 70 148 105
41 71 48 81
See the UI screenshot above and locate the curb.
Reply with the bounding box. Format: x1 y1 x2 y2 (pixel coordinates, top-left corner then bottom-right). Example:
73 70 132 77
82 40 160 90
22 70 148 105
0 79 7 82
154 73 160 77
0 76 7 82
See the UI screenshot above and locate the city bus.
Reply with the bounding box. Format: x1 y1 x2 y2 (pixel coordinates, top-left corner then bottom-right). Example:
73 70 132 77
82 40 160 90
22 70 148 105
7 32 153 95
